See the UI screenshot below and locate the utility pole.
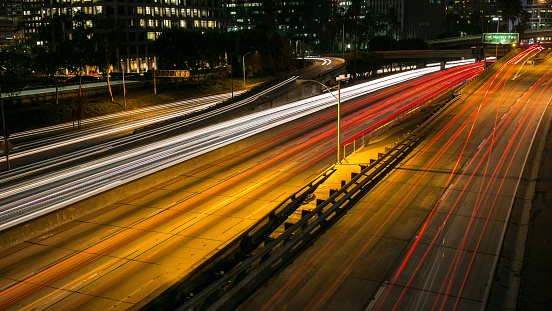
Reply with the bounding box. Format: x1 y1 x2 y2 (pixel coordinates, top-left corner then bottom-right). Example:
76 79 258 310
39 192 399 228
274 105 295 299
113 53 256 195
0 84 10 170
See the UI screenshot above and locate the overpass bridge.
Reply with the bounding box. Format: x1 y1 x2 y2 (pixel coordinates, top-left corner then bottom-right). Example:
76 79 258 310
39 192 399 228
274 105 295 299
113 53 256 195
379 49 474 68
428 28 552 49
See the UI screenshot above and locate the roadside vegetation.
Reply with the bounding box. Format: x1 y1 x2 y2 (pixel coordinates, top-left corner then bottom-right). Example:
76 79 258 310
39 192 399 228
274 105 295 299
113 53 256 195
0 10 295 134
2 76 271 134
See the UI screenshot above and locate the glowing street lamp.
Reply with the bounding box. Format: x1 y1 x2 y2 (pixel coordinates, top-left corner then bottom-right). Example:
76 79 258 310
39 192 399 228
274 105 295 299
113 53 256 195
493 17 501 58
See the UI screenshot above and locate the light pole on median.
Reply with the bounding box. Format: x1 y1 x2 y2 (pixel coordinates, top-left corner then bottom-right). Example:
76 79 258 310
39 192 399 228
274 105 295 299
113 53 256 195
296 78 344 164
0 84 9 170
242 50 256 89
493 17 501 59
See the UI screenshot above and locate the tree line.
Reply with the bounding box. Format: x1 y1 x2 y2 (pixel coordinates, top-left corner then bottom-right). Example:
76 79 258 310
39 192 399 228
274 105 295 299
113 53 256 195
154 24 296 78
1 12 123 102
436 0 526 39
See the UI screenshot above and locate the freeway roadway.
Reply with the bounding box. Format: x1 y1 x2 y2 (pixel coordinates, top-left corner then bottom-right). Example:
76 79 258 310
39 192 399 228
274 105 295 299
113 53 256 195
0 57 343 170
239 46 550 310
0 61 480 310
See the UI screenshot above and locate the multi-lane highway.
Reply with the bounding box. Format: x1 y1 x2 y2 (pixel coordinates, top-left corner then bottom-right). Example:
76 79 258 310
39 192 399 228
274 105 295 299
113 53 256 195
0 63 477 231
0 61 481 310
240 46 550 310
1 57 344 170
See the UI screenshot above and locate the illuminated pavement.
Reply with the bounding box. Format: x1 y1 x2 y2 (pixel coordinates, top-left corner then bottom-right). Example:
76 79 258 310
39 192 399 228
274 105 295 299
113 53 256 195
0 63 481 310
240 47 552 311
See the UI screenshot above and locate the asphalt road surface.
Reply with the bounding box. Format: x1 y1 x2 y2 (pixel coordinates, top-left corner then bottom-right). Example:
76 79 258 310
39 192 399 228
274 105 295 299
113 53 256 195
239 48 551 310
0 63 479 310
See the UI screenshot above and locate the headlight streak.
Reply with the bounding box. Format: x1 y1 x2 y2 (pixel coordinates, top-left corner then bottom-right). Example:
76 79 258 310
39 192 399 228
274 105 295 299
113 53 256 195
257 47 544 311
0 62 483 310
371 46 547 310
0 77 297 162
0 78 298 186
375 47 532 308
0 61 476 231
6 92 234 141
259 66 483 310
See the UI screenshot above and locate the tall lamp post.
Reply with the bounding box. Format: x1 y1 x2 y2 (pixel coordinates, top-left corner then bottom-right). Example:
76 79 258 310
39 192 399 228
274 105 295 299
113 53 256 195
296 78 344 164
242 50 256 88
493 17 501 58
0 84 10 170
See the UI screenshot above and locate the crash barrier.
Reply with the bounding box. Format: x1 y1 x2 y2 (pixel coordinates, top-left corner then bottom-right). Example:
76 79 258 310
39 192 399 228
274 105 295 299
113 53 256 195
139 90 465 310
172 94 464 311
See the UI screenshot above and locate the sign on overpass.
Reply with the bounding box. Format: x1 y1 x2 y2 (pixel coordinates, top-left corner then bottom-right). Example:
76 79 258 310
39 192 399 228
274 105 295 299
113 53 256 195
152 69 191 94
483 33 519 45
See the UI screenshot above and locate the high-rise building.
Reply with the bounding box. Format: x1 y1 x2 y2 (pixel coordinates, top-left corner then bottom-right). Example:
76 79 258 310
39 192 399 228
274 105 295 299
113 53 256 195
226 0 333 49
446 0 504 33
0 0 23 47
366 0 446 40
526 0 552 30
21 0 226 73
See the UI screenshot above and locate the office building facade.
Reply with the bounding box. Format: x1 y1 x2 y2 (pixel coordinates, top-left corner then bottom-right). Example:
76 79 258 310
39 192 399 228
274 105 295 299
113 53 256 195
226 0 333 50
21 0 226 72
446 0 505 33
526 0 552 30
0 0 23 47
366 0 446 40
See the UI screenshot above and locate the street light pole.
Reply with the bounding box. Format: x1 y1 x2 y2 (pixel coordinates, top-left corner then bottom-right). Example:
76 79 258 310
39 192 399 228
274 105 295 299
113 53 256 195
296 78 342 164
337 80 340 164
231 54 234 98
0 84 9 170
493 17 501 58
242 50 255 89
342 23 345 60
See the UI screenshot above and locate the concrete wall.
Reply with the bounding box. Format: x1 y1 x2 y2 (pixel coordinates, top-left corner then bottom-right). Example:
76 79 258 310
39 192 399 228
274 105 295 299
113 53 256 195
3 82 144 105
252 77 338 112
0 99 336 251
0 67 345 250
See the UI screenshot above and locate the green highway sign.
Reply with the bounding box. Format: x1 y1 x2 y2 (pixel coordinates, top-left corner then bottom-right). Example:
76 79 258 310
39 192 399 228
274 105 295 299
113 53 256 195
483 33 519 45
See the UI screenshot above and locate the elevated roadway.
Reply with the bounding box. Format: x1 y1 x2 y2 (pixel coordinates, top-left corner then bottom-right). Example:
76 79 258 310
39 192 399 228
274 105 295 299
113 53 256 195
0 62 480 310
428 28 552 49
1 57 344 170
239 47 551 310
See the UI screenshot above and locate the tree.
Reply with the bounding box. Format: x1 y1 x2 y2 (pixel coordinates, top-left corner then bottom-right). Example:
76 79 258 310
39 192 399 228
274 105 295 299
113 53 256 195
155 29 230 71
502 0 524 32
90 16 124 102
0 45 33 92
35 14 69 105
345 51 383 79
65 11 94 99
386 6 401 40
369 35 395 51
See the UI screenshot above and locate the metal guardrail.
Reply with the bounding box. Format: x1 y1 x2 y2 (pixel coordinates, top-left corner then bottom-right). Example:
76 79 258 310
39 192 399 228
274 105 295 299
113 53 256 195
1 77 143 96
427 34 482 45
139 166 336 311
168 93 464 311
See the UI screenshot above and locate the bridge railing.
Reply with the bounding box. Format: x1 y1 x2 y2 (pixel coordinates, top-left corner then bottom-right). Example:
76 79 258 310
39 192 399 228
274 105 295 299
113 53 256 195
427 34 482 45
